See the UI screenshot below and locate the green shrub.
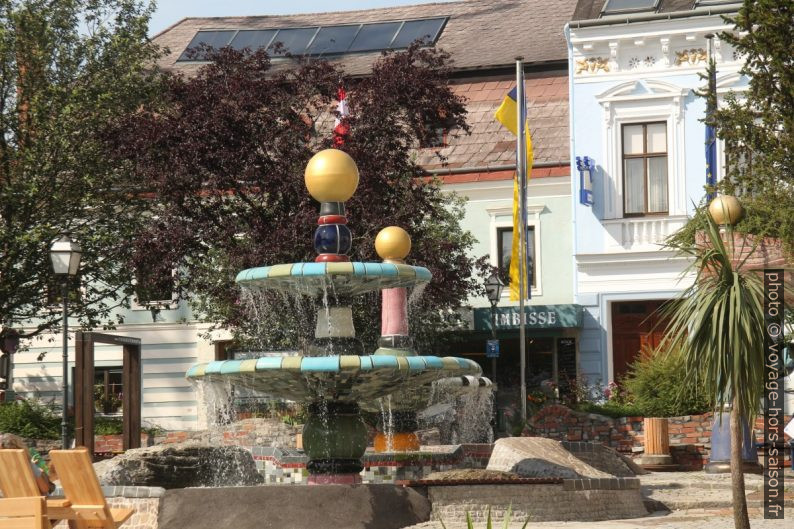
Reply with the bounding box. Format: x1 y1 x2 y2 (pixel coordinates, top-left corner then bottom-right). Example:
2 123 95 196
574 401 644 419
0 400 61 439
622 344 712 417
94 416 123 435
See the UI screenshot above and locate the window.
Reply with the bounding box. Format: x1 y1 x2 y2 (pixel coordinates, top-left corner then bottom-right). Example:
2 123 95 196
622 122 668 216
134 266 174 305
496 226 536 288
347 22 402 52
178 30 236 61
93 366 123 415
601 0 659 15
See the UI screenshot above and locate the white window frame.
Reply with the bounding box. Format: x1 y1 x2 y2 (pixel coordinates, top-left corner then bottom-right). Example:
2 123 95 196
597 80 688 219
486 204 544 298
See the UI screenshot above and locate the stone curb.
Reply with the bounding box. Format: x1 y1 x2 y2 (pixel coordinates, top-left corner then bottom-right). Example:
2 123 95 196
52 486 165 498
562 477 640 491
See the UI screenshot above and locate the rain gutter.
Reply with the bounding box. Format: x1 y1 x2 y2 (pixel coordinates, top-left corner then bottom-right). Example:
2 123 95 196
570 4 741 29
423 160 568 176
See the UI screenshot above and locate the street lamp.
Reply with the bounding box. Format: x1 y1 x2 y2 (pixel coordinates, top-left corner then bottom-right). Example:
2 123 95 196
484 272 504 382
50 235 82 449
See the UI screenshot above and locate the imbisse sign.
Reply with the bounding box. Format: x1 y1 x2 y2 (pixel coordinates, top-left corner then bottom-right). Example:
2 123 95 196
472 304 582 331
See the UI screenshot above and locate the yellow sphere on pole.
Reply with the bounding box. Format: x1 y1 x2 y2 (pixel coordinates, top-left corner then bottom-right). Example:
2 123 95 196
708 194 743 226
375 227 412 262
304 149 360 203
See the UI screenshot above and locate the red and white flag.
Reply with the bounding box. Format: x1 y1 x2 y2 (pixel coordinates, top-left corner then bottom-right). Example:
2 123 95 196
333 87 350 147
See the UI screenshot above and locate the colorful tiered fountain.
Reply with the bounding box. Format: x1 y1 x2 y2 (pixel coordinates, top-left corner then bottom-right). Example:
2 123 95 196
186 149 482 484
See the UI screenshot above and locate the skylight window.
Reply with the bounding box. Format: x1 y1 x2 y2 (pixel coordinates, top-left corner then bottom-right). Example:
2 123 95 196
347 22 402 52
601 0 660 16
178 30 236 61
268 27 319 56
177 17 448 62
307 25 360 55
230 30 278 51
390 18 446 48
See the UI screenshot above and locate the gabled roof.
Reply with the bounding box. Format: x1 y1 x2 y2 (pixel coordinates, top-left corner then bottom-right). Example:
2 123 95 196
153 0 579 75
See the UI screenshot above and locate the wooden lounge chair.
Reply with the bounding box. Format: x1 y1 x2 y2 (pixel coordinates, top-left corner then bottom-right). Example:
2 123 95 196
48 449 133 529
0 450 71 520
0 497 51 529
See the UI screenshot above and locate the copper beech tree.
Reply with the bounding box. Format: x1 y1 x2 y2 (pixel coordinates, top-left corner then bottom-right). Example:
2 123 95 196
114 45 478 352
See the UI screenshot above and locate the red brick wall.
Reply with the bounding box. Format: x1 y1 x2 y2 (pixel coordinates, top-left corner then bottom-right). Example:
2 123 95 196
528 405 792 471
93 433 152 454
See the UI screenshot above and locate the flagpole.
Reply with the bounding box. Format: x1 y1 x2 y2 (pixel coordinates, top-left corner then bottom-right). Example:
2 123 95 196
515 57 528 422
705 34 717 202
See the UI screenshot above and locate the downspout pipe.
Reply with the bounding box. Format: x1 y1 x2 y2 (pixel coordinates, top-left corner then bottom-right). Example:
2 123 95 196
564 23 579 308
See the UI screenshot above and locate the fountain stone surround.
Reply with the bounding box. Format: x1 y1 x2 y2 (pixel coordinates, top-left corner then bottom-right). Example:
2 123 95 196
186 149 482 484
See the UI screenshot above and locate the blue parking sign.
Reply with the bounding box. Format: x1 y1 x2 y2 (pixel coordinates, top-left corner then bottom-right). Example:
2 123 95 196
486 339 500 358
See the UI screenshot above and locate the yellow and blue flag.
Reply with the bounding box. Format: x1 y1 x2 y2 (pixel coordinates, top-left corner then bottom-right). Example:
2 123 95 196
494 86 534 301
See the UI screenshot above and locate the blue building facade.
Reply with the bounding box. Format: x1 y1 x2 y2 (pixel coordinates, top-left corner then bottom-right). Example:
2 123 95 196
566 2 747 385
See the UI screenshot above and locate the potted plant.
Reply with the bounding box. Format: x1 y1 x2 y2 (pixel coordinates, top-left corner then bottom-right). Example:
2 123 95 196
94 384 121 414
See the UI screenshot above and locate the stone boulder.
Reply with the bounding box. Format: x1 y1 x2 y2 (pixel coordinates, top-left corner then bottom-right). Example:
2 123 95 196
93 441 263 489
486 437 611 479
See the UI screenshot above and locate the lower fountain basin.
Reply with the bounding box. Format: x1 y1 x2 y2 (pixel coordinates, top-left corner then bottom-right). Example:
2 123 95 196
186 355 482 402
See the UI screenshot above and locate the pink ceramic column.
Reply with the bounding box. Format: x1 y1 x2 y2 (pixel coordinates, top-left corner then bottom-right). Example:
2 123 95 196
381 287 409 336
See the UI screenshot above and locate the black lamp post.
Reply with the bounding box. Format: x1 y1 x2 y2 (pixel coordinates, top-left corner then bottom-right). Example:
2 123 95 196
484 273 504 382
50 235 82 449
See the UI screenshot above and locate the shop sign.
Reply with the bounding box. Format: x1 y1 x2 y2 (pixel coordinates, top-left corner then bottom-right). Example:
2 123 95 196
472 304 582 331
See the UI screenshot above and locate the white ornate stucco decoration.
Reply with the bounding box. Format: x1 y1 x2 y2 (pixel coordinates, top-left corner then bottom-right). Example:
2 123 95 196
575 57 610 74
675 48 707 66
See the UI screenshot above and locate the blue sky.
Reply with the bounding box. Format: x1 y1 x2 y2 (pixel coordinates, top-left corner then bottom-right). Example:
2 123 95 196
149 1 458 35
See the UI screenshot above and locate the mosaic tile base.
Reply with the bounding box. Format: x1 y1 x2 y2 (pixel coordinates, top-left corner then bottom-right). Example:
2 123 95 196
249 445 492 485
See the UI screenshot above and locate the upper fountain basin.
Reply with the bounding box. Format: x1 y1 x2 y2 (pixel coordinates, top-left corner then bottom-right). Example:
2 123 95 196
235 261 432 297
186 354 481 402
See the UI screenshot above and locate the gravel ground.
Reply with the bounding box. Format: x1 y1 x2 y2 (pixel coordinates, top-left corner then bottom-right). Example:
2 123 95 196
405 512 791 529
405 470 794 528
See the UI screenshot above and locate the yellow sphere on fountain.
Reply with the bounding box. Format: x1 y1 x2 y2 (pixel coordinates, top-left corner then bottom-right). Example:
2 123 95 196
304 149 360 203
375 226 411 263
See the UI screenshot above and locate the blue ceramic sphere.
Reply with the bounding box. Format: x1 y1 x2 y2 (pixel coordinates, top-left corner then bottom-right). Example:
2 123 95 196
314 224 352 255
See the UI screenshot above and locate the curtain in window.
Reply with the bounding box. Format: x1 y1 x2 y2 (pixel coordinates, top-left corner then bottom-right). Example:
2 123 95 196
647 157 668 212
624 158 645 214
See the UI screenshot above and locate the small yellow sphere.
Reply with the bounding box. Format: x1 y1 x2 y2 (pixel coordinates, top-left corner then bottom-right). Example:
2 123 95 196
708 194 743 226
375 227 412 261
304 149 359 202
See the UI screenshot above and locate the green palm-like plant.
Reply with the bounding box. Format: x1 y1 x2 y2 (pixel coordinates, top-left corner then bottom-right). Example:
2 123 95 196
661 208 767 529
